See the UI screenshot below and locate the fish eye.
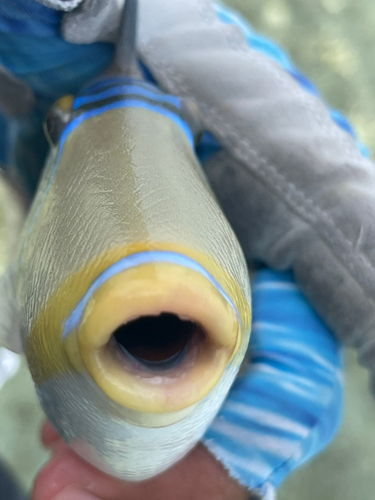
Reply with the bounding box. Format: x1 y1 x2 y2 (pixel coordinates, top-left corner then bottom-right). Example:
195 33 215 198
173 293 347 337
43 95 73 147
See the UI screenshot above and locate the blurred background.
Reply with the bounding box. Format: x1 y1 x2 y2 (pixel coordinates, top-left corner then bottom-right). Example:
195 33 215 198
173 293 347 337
0 0 375 498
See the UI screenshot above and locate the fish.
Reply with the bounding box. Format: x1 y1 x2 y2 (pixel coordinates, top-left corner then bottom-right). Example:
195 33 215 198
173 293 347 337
0 0 251 481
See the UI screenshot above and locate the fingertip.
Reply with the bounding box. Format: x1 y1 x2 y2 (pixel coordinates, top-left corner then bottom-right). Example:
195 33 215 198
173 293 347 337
41 421 60 448
31 443 124 500
31 447 86 500
52 486 102 500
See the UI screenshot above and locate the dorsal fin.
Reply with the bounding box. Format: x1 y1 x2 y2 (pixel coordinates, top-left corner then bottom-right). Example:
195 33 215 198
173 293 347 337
112 0 139 77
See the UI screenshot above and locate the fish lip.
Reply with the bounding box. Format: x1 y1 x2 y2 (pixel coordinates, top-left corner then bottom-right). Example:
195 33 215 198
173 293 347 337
68 261 240 413
61 250 241 341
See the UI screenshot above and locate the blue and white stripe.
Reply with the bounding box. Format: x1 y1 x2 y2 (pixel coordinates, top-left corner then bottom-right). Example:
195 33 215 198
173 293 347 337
203 269 342 499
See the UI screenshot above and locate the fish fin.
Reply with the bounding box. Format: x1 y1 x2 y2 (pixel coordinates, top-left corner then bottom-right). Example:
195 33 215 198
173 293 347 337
112 0 140 77
0 267 23 354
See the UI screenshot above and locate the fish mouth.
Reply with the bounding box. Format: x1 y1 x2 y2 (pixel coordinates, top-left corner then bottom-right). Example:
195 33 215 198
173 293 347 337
67 260 240 414
111 313 204 371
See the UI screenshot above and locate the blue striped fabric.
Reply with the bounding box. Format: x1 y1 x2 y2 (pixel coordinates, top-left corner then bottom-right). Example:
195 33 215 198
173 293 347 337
0 2 344 498
203 269 342 499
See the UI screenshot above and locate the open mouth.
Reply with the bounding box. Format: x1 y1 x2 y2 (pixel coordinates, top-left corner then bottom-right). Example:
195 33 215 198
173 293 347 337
69 260 240 414
112 313 203 371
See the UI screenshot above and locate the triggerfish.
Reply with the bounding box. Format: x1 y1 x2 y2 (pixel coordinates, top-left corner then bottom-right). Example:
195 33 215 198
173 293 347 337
0 0 251 480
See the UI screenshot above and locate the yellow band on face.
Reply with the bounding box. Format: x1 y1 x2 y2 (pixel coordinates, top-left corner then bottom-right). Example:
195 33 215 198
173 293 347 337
27 242 251 396
66 263 240 413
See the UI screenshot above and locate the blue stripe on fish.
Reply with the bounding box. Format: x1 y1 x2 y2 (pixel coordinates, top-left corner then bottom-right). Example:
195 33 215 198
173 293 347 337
79 76 163 96
62 250 240 339
73 84 181 110
23 96 194 251
70 99 193 146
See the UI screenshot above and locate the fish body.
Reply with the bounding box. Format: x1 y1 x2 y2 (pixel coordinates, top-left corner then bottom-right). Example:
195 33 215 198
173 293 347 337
7 76 252 479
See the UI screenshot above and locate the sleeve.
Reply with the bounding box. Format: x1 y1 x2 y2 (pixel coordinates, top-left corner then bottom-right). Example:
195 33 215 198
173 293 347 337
203 269 343 500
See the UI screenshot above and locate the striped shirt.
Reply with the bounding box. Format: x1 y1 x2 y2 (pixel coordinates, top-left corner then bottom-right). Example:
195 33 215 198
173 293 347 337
203 268 342 499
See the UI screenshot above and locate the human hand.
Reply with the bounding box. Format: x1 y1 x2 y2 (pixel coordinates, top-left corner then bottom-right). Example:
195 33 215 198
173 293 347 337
32 421 249 500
